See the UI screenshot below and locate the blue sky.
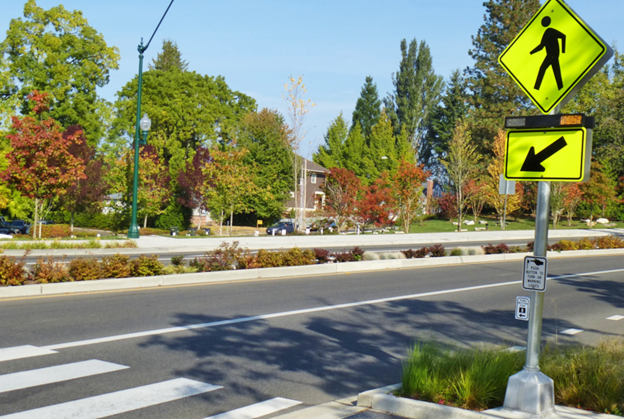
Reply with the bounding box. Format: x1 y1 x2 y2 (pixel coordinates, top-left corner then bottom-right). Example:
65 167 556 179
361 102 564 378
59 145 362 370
1 0 621 158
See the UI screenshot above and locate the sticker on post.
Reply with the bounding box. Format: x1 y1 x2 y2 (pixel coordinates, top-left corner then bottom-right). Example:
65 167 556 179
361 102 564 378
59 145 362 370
522 256 548 291
516 296 530 321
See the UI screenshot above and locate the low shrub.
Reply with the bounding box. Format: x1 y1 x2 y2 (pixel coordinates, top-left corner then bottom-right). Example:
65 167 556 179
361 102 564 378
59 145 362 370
401 247 428 258
69 258 101 281
101 254 133 278
30 257 71 283
352 246 365 261
0 255 27 286
333 251 356 262
281 247 316 266
255 249 285 268
192 241 249 272
313 248 330 263
429 244 445 257
138 228 169 236
39 224 71 239
450 248 462 256
576 238 595 250
551 240 578 251
104 240 137 249
482 243 511 254
595 235 624 249
379 251 406 260
132 255 164 277
171 255 185 266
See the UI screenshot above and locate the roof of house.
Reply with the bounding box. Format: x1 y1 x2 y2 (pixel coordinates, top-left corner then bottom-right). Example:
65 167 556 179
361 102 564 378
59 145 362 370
303 158 329 174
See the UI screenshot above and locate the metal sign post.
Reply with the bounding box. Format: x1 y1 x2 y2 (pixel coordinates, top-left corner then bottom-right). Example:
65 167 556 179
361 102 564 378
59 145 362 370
503 181 555 415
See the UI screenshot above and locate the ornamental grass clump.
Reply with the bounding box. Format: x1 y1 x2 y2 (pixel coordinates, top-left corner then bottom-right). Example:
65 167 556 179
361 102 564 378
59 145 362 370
398 342 524 411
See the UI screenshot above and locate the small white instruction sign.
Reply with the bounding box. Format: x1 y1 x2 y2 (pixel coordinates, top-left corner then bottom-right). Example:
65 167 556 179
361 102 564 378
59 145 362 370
515 296 530 321
522 256 547 291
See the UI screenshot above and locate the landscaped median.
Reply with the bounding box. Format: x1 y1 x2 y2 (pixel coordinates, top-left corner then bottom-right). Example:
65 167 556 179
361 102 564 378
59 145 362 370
1 236 624 299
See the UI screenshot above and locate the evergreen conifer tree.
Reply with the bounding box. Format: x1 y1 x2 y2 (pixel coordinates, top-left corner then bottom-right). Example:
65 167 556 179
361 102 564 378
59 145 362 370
313 112 348 169
384 38 444 154
342 123 369 182
421 69 469 174
351 76 381 140
465 0 540 150
149 39 189 72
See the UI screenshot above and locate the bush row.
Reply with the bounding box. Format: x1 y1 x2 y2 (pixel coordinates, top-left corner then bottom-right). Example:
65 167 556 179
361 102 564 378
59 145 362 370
1 236 623 286
0 254 164 286
0 240 137 250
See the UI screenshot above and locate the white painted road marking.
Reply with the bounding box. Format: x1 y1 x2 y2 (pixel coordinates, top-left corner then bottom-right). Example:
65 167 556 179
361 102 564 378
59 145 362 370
0 360 128 394
204 397 301 419
0 378 221 419
560 328 583 335
607 315 624 321
3 267 621 357
0 346 57 363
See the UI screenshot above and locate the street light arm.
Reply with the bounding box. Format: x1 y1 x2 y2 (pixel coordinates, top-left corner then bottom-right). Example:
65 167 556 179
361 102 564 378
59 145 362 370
143 0 175 52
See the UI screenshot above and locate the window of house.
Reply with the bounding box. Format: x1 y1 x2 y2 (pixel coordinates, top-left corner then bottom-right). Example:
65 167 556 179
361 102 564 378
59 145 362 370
311 173 317 184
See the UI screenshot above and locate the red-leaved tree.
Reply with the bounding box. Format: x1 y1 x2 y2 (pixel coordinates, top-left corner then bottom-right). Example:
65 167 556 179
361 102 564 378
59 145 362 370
2 91 86 238
62 125 108 231
178 146 211 228
322 167 361 231
392 160 429 231
357 172 396 229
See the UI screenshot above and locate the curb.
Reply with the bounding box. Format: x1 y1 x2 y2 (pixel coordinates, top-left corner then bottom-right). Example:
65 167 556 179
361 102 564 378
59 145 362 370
1 248 623 299
357 385 613 419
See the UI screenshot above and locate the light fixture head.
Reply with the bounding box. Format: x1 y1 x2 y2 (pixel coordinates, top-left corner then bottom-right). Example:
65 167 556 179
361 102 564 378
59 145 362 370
140 113 151 131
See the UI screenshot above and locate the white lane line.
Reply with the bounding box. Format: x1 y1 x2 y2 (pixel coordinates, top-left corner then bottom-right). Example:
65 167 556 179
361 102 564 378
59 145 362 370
0 346 57 363
607 315 624 321
44 280 521 350
560 328 583 335
204 397 301 419
0 378 221 419
0 360 128 393
31 267 624 353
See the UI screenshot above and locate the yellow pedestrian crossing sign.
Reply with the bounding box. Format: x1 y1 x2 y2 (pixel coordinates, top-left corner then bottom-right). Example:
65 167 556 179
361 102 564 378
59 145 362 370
504 128 590 182
499 0 613 114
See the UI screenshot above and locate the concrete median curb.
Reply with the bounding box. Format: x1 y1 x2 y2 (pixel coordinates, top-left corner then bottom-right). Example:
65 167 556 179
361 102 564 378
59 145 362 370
1 248 623 299
357 384 613 419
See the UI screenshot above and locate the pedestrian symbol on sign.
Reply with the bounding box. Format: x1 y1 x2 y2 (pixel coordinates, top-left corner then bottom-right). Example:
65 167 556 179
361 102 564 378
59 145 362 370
531 16 566 90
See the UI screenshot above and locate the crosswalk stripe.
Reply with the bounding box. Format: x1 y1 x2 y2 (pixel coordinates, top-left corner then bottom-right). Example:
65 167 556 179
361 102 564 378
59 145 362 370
0 360 128 394
0 346 57 363
204 397 302 419
0 378 221 419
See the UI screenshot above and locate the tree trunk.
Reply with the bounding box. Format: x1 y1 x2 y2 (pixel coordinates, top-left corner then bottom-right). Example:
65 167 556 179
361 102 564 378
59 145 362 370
219 210 224 236
229 205 234 236
70 211 74 233
143 214 148 228
33 198 39 239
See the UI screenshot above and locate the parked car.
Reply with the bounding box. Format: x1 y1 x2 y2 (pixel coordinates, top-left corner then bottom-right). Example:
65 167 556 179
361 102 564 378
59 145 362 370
308 220 337 232
4 220 31 235
266 221 295 235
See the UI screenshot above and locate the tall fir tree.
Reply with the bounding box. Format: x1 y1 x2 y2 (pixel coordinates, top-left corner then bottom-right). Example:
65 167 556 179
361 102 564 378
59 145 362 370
351 76 381 140
341 123 369 182
148 39 189 72
313 112 349 169
384 38 444 154
421 69 469 175
465 0 541 151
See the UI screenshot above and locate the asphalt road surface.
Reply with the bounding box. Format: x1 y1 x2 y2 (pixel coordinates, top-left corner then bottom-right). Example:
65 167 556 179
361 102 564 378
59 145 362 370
1 255 623 418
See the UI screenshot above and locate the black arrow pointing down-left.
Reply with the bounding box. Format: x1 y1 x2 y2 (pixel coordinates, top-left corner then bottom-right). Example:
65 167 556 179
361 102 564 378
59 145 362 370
521 136 567 172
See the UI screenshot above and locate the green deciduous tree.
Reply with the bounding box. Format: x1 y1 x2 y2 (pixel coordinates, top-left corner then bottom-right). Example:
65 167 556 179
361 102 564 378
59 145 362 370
148 39 188 72
352 76 381 139
0 0 120 145
442 121 482 231
237 108 293 221
112 69 256 176
384 38 444 154
466 0 540 150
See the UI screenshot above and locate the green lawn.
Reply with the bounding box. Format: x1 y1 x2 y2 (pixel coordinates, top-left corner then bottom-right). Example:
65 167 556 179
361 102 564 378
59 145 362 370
409 215 624 234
